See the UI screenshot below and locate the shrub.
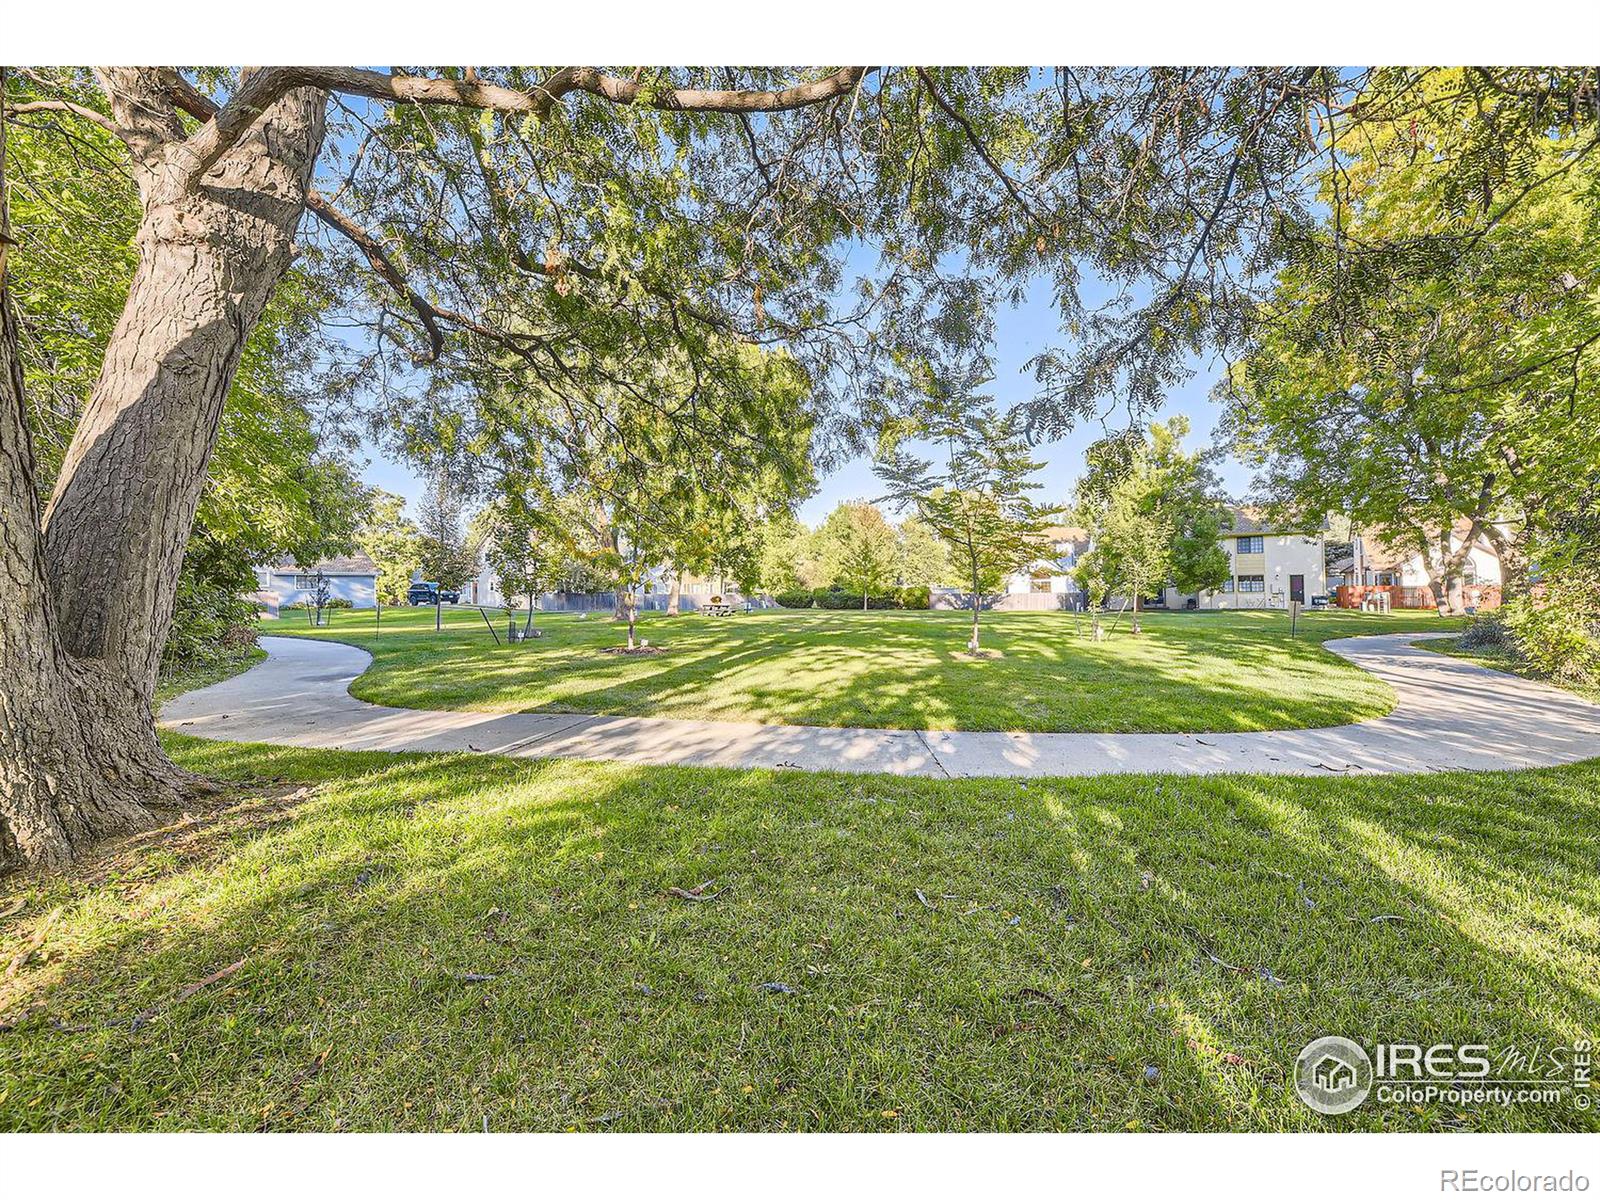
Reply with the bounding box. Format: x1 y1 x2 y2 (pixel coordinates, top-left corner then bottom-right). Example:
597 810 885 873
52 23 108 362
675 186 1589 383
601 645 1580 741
1457 614 1515 653
774 589 814 609
898 585 931 610
325 597 354 609
812 587 901 609
163 572 258 674
1504 595 1600 688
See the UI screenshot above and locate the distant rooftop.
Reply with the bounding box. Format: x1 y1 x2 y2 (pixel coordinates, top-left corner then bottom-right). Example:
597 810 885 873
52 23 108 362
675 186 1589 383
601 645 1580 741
1226 506 1330 536
265 553 377 575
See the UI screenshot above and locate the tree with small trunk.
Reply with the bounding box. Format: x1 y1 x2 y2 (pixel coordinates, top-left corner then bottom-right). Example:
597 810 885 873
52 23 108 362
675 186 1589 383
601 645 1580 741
816 502 897 608
875 379 1056 652
1093 486 1173 635
479 499 570 638
416 470 477 592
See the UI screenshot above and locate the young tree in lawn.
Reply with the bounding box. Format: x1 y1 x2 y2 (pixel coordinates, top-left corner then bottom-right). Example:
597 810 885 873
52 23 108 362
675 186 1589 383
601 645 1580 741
416 470 476 592
1095 484 1173 635
1071 543 1115 641
357 490 424 606
476 495 572 637
894 516 956 589
1147 418 1231 599
816 502 897 608
876 384 1056 652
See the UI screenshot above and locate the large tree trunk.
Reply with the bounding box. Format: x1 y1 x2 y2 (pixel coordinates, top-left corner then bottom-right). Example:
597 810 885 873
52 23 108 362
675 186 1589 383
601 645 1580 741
666 571 681 616
1 75 326 871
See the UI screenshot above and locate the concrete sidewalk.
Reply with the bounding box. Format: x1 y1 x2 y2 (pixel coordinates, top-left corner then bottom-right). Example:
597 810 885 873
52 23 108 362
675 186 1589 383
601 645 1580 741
159 633 1600 778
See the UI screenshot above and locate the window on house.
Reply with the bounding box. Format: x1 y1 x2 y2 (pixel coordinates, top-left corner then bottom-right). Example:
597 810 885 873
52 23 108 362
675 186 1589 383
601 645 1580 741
1236 535 1264 554
1029 570 1054 593
1238 574 1266 593
1219 579 1235 593
294 574 320 589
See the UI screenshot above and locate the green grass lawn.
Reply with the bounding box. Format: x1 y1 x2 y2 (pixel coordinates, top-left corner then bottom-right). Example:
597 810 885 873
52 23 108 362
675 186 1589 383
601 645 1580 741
271 606 1460 734
3 736 1595 1132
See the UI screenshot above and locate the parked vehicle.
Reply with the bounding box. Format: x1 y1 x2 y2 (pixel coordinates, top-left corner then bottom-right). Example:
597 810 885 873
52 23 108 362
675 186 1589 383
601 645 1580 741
407 582 462 606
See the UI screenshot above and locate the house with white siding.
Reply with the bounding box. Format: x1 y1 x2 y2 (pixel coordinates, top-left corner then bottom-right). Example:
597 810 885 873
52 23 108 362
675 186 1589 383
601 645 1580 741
253 553 379 610
995 525 1092 610
1163 509 1328 611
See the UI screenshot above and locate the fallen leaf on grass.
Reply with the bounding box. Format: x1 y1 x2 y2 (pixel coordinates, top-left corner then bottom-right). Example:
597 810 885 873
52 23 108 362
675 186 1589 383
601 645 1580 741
665 880 726 902
755 982 796 995
0 898 25 920
131 957 246 1030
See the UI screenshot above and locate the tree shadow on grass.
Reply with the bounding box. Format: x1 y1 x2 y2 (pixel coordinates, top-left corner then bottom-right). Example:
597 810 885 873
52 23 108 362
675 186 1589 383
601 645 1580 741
316 608 1416 734
5 736 1587 1131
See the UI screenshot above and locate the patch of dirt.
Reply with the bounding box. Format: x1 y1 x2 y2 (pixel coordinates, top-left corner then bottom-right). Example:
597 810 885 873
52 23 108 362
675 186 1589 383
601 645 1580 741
951 649 1005 661
602 645 668 656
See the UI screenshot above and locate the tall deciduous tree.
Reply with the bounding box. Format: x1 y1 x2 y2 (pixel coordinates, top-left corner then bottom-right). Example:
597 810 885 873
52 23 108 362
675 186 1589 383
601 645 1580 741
815 502 897 608
894 516 956 589
1221 68 1600 613
876 378 1056 651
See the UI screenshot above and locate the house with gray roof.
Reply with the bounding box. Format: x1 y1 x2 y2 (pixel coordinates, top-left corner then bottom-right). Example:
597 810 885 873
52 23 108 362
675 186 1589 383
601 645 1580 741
253 553 380 611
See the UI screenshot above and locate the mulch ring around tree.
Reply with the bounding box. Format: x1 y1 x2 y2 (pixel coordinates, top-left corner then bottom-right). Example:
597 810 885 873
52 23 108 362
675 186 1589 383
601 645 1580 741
602 645 668 656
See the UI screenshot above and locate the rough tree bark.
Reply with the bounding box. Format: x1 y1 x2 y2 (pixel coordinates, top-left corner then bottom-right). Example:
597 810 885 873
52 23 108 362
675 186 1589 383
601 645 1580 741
2 65 866 871
0 71 326 871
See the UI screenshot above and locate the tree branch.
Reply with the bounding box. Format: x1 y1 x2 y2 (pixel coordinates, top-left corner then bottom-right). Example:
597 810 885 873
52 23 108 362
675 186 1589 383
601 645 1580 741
178 66 872 190
304 190 446 361
914 67 1045 230
2 99 120 138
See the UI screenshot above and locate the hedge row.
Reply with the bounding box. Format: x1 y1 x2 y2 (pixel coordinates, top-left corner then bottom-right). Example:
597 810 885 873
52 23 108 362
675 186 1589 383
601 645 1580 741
774 585 931 611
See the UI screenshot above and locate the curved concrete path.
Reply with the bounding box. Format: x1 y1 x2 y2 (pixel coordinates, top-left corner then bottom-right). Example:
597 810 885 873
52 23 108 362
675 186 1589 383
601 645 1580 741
159 634 1600 778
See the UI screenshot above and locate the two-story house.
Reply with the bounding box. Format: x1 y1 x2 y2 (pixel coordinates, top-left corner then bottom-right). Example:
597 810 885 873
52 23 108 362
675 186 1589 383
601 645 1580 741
1163 509 1328 611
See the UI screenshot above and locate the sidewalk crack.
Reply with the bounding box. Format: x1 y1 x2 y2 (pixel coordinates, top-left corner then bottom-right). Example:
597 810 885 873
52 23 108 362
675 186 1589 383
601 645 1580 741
915 730 953 779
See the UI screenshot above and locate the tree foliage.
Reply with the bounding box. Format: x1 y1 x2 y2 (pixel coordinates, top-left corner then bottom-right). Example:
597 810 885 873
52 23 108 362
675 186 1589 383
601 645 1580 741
876 373 1056 650
814 502 898 608
1221 68 1600 612
357 490 423 605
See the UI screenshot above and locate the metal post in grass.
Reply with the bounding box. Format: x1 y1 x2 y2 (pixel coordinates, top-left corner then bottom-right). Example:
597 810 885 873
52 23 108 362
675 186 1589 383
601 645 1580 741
477 604 502 646
436 588 442 633
1290 599 1301 639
